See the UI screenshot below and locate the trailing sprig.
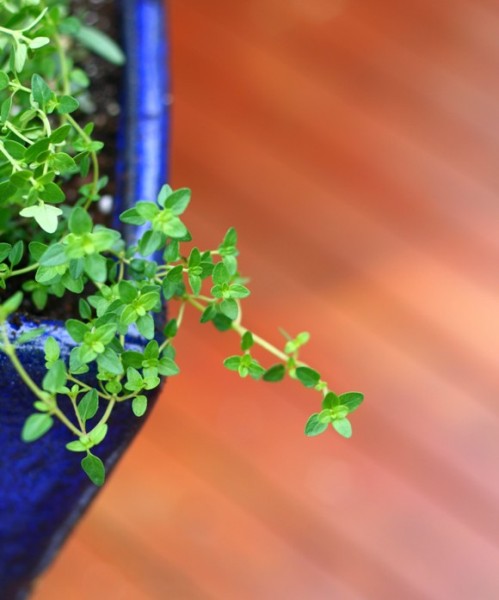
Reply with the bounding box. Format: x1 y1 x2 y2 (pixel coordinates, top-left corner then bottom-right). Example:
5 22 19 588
0 1 363 487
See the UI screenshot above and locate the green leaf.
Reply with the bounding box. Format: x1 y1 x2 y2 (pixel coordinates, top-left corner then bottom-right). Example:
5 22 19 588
322 392 340 409
143 367 160 389
164 240 179 262
137 314 154 339
77 389 99 423
332 417 352 438
39 243 67 267
21 413 54 442
0 71 9 90
79 299 92 320
81 453 106 486
338 392 364 414
50 124 72 144
220 298 238 320
75 25 126 66
20 203 63 233
219 227 238 252
0 97 11 123
69 347 89 374
25 138 50 163
138 291 160 311
9 241 24 267
39 182 65 204
4 140 25 159
118 280 137 303
318 409 334 423
84 254 107 282
69 206 93 235
157 184 173 206
31 74 52 108
158 356 179 376
119 207 145 225
89 423 108 445
158 214 187 239
125 367 143 391
331 406 349 420
262 364 286 382
44 336 60 363
120 305 137 327
138 229 164 256
0 291 23 318
16 327 45 346
188 273 202 296
144 340 159 360
122 351 143 369
66 319 88 343
285 331 310 355
132 395 148 417
248 360 266 380
66 440 88 453
14 42 28 72
164 318 178 339
57 95 79 114
92 228 121 252
0 243 11 262
241 331 254 351
51 152 77 173
166 265 183 283
135 201 159 220
188 247 201 269
223 356 241 371
304 414 328 437
295 366 321 389
97 348 123 375
29 242 47 262
95 323 117 345
212 262 230 285
29 36 50 49
200 304 217 324
164 188 191 215
212 313 233 332
42 359 67 393
229 284 250 299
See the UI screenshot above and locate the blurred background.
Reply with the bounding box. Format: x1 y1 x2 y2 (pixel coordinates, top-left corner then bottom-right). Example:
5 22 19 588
36 0 499 598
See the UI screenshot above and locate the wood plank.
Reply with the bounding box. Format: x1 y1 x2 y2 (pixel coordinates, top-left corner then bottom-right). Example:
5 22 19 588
35 0 499 597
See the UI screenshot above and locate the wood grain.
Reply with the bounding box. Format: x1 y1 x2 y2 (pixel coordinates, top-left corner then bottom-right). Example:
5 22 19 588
35 1 499 598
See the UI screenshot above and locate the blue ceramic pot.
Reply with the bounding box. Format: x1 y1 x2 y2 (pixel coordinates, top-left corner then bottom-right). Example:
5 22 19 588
0 1 169 597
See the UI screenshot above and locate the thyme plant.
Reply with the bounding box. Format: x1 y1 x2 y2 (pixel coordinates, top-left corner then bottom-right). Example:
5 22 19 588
0 0 363 486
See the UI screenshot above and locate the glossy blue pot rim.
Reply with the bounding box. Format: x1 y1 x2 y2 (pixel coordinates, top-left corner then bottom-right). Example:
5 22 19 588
0 1 170 597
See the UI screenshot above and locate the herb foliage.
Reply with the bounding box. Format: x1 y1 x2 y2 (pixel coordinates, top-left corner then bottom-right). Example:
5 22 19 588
0 0 363 486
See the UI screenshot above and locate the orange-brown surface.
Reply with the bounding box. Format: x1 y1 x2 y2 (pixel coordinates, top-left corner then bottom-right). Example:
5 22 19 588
35 1 499 598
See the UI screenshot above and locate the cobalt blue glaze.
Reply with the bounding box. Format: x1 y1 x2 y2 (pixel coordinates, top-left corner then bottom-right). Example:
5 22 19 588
0 1 170 597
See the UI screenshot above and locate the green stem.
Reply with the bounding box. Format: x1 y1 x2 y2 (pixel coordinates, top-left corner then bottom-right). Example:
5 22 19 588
0 141 22 171
8 263 39 278
232 323 289 363
67 373 113 400
52 29 70 96
4 121 33 145
184 295 290 363
1 325 46 401
94 397 116 430
0 324 82 436
65 114 100 207
70 394 86 433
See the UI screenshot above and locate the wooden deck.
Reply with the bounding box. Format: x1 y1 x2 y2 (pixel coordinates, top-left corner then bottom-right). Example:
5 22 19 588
36 0 499 598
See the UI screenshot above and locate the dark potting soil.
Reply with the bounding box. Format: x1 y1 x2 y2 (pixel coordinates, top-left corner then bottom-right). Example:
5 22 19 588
2 0 123 321
67 0 122 206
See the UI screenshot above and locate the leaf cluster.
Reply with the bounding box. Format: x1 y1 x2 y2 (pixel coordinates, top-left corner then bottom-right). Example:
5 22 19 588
0 1 364 488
